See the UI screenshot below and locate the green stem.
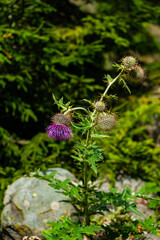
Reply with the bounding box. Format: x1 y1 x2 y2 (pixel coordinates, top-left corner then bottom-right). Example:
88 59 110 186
65 106 92 225
91 69 123 119
65 107 93 122
84 130 90 225
64 107 89 115
100 69 123 102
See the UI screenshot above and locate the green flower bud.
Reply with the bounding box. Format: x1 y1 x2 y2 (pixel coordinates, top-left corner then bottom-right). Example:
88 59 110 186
94 101 106 112
51 113 72 127
121 56 137 69
96 113 117 132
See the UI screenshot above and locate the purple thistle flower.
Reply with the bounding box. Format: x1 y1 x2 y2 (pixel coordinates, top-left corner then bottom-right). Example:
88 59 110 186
46 124 73 141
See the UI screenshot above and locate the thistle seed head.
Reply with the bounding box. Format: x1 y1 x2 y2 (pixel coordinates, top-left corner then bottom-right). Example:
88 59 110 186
96 113 117 132
121 56 137 69
51 113 72 127
94 101 106 113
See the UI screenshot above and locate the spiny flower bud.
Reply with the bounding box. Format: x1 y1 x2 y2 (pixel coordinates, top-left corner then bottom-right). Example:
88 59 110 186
51 113 72 127
127 65 146 82
96 113 117 132
121 56 137 69
94 101 105 113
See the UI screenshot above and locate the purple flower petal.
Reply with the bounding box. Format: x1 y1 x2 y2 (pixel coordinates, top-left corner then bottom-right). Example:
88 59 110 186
46 124 73 141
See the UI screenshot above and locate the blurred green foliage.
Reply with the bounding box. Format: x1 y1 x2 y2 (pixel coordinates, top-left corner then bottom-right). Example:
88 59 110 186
0 0 160 216
100 96 160 183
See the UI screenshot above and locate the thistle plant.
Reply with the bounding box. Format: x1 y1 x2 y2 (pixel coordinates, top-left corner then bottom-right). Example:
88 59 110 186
42 57 156 240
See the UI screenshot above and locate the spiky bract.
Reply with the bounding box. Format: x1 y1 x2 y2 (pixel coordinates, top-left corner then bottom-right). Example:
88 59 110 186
51 113 72 127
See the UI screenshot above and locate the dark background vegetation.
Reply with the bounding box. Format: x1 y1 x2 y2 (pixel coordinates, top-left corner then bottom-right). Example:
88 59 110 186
0 0 160 216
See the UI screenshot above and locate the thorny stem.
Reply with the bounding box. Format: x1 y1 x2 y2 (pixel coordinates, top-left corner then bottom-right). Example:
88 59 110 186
91 69 124 119
100 69 123 101
84 130 91 225
66 106 91 225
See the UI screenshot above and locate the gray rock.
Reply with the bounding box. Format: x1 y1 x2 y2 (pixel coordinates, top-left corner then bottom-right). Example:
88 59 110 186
22 236 42 240
98 175 145 193
115 175 145 192
1 168 77 240
140 233 160 240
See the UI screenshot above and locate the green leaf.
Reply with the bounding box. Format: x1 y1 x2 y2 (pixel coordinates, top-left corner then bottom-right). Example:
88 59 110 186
49 178 71 191
43 217 101 240
121 188 127 199
71 155 83 162
71 121 91 130
71 122 85 130
86 155 98 174
107 74 112 81
112 63 122 70
127 206 145 218
85 142 103 174
42 231 57 240
82 225 102 235
121 78 131 94
91 134 109 138
104 74 112 83
105 94 118 100
52 93 71 111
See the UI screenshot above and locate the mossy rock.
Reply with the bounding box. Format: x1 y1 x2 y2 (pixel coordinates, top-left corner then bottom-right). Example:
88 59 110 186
1 168 77 240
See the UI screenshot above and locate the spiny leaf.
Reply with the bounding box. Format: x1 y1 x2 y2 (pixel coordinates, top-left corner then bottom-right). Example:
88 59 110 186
104 74 112 83
71 121 91 130
126 206 145 218
71 155 83 162
52 93 71 111
71 122 85 130
112 63 123 70
121 78 131 94
104 94 118 100
87 155 98 174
